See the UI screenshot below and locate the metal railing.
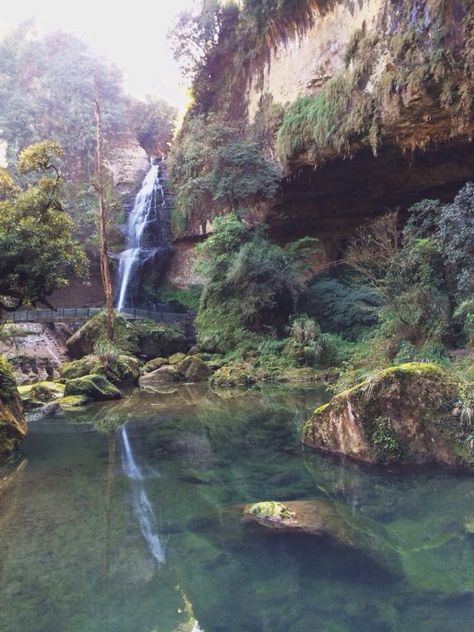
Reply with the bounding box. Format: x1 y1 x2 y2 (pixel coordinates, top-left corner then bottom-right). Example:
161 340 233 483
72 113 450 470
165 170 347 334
4 307 195 328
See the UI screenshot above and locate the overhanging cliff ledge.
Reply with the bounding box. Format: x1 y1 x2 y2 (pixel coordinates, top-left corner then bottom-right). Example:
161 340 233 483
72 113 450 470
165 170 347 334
168 0 474 269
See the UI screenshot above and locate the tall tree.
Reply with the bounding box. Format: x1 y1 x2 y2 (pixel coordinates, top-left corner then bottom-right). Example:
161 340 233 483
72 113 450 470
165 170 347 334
94 99 114 341
0 141 87 315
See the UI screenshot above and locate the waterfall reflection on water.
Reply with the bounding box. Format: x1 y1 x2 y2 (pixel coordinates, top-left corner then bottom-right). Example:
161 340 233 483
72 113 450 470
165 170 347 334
120 426 165 564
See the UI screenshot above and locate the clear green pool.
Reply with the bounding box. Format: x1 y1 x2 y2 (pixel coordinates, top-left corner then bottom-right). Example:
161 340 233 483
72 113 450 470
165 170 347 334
1 384 474 632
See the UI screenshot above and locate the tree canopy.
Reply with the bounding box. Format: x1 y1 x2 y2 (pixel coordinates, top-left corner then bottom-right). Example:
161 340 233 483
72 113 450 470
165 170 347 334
0 142 88 313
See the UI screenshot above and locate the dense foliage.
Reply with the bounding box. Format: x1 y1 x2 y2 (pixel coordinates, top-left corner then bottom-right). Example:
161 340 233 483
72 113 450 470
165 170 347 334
0 142 87 313
195 214 306 351
169 115 279 230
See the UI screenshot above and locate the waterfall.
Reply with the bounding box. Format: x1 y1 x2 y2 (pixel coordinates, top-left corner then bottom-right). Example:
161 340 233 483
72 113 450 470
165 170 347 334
116 159 167 311
120 426 165 564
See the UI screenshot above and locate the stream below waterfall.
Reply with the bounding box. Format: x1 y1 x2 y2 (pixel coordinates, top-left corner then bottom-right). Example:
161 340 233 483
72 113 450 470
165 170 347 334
1 384 474 632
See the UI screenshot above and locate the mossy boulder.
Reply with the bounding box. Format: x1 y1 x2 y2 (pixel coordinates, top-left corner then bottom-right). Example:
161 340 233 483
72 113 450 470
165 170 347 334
18 381 65 411
168 352 187 366
66 312 120 359
0 356 27 455
129 321 188 360
139 365 181 386
141 357 168 374
176 356 211 382
210 362 256 388
60 354 140 388
303 362 471 466
64 374 121 402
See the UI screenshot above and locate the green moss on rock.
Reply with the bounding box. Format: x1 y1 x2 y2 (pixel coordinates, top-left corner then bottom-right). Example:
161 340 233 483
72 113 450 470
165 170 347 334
210 362 257 388
60 354 141 388
18 381 65 411
303 362 471 467
58 395 89 411
0 355 27 455
64 374 121 402
168 352 187 366
141 357 168 374
176 356 211 382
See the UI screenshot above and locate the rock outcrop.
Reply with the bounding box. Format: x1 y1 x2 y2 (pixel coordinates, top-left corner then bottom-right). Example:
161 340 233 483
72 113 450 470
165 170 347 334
303 363 472 466
0 323 69 384
0 356 27 455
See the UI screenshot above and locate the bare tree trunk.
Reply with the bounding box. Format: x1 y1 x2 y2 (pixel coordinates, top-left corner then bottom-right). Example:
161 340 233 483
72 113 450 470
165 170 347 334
95 98 114 341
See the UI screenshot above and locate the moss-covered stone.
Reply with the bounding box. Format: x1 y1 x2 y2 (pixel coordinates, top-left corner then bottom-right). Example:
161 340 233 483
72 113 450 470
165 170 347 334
168 352 187 366
141 357 168 374
0 356 27 455
210 362 256 388
303 362 471 467
247 501 296 525
58 395 89 411
18 381 65 411
176 356 211 382
60 354 141 388
66 312 123 359
139 365 181 386
64 374 121 402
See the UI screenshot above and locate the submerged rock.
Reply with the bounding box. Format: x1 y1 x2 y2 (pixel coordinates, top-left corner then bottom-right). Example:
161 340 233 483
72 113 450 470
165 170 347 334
0 356 27 455
241 498 399 571
64 374 121 402
177 356 211 382
303 362 472 466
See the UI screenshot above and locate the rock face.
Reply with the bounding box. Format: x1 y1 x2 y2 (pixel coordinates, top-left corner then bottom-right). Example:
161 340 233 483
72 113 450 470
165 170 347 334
176 356 211 382
0 323 69 384
0 357 27 455
303 363 472 466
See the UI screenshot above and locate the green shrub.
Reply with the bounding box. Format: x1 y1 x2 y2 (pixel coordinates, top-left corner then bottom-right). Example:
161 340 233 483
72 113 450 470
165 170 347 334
196 214 309 352
298 269 382 340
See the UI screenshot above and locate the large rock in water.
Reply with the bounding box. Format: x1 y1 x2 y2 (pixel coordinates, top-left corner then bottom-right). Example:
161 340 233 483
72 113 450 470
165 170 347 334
60 354 141 388
0 356 27 455
64 374 121 402
303 363 472 467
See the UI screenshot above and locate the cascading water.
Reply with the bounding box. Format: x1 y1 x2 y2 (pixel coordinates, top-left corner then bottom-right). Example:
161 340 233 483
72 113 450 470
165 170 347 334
116 158 169 311
120 426 165 564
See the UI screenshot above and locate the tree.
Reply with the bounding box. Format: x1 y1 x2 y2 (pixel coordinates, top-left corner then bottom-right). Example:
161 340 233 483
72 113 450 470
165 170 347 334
94 100 114 341
128 96 177 155
0 141 87 314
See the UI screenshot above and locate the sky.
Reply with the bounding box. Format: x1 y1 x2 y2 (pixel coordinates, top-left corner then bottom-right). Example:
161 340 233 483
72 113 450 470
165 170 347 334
0 0 195 109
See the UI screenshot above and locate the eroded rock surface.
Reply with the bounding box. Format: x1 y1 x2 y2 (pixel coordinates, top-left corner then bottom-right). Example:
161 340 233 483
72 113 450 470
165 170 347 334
303 363 471 466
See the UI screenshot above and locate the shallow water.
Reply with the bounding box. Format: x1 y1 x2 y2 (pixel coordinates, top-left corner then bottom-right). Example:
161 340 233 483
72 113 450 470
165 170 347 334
1 384 474 632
